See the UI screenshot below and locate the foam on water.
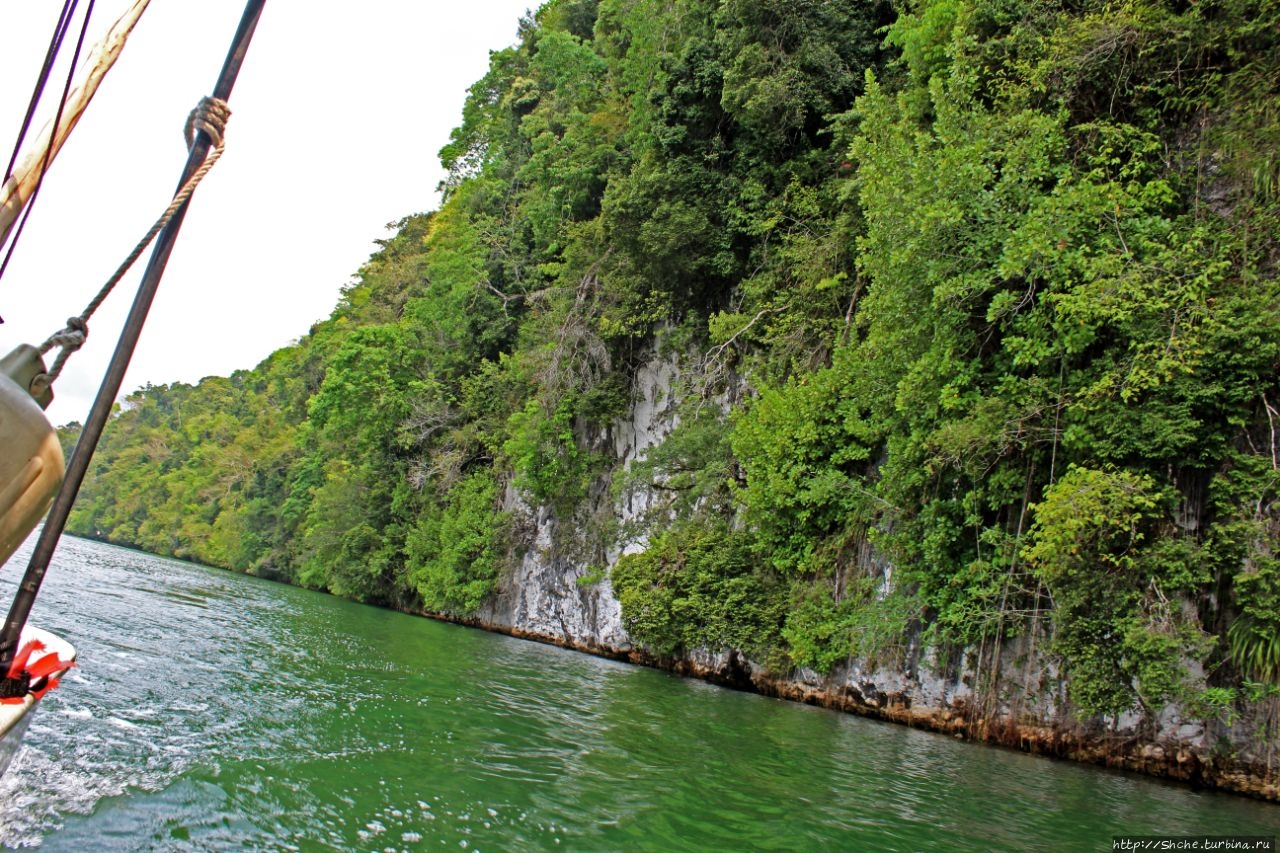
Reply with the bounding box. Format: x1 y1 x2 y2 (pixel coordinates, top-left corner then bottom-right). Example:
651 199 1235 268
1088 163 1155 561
0 535 309 846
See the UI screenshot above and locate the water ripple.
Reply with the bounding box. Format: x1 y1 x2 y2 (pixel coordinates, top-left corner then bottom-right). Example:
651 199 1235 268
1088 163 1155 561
0 536 1277 850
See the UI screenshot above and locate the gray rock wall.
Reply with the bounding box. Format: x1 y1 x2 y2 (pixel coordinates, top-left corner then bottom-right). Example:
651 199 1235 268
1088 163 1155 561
474 349 681 654
468 346 1279 800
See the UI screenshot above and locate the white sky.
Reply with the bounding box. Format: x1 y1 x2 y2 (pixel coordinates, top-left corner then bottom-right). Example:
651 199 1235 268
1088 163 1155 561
0 0 533 425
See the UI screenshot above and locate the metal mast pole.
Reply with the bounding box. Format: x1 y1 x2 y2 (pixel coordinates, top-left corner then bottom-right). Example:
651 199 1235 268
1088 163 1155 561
0 0 269 673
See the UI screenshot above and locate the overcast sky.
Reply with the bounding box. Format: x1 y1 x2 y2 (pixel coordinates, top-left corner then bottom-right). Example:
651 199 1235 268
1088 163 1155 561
0 0 533 424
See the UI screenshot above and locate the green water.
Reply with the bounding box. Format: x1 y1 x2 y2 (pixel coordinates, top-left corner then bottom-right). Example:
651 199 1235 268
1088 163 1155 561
0 536 1276 850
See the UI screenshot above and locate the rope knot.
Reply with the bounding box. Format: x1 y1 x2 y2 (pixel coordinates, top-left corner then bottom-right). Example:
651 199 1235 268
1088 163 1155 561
184 96 232 150
39 316 88 356
38 315 89 385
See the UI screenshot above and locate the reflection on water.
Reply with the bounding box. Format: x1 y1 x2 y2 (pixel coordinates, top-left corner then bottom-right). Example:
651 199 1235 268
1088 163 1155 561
0 535 1276 850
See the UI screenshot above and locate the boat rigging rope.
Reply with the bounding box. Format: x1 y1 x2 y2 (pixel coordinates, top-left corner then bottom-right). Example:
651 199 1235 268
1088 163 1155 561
36 95 231 384
0 0 98 311
2 0 84 185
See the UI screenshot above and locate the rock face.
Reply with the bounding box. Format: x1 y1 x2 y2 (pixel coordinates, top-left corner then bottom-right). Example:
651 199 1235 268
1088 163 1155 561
477 500 629 655
472 354 681 656
469 347 1280 801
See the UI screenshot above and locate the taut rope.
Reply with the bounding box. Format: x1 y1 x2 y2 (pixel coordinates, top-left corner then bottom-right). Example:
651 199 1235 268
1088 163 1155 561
38 95 231 383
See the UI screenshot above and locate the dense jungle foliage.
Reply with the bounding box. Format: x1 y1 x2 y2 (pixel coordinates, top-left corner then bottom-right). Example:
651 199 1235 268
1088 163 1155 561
63 0 1280 722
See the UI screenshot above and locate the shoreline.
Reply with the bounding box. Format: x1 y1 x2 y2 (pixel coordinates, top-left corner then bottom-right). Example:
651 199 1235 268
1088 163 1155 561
438 611 1280 804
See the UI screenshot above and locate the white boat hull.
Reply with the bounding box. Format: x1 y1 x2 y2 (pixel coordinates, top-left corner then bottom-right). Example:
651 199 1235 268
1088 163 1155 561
0 626 75 777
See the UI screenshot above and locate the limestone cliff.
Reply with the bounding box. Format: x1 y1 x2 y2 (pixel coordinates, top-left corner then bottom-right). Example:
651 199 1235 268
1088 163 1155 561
471 347 1280 802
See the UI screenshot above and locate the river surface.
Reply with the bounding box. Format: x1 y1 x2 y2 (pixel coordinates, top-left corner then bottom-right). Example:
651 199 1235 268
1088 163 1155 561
0 535 1276 850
